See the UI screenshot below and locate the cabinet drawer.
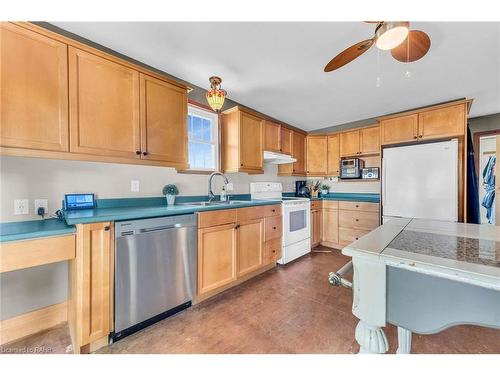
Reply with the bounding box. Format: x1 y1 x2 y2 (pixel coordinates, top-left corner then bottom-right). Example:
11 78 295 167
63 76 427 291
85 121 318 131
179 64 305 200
322 200 339 209
237 204 280 221
339 201 379 212
339 210 379 230
198 209 237 228
339 228 370 245
264 215 282 242
262 204 281 217
311 200 323 210
264 238 282 264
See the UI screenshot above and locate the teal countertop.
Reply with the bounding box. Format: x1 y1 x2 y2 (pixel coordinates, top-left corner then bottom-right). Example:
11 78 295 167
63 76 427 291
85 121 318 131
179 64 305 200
0 192 379 242
0 218 76 243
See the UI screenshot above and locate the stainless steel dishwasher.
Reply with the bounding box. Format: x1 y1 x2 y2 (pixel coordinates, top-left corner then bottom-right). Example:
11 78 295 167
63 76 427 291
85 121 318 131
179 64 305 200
113 214 197 341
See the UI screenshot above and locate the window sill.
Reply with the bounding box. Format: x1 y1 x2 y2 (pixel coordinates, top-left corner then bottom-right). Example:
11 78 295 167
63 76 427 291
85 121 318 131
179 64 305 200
177 169 216 175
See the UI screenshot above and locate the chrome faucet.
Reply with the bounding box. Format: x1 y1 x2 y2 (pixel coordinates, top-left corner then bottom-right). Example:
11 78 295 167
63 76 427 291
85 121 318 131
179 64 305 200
208 171 229 203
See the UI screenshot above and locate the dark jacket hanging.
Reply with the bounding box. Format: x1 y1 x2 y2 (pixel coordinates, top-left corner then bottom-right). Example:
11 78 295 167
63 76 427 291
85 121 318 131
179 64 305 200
466 126 480 224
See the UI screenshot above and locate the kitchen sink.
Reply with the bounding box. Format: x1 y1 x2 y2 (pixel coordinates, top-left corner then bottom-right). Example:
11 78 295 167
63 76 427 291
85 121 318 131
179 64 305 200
176 200 249 206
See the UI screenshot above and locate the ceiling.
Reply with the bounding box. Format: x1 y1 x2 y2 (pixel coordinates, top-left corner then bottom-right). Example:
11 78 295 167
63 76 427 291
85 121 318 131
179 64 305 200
52 22 500 131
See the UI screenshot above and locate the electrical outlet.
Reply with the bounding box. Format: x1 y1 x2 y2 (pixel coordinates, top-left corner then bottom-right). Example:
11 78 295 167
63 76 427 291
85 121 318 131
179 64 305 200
131 180 140 192
226 182 234 191
14 199 29 215
34 199 48 215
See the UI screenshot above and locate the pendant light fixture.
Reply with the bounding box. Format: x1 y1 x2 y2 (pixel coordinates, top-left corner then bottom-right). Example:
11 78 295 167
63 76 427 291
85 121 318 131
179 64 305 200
206 76 227 112
375 21 409 50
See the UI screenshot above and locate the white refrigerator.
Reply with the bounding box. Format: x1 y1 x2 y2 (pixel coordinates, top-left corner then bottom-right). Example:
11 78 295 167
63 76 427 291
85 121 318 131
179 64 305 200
382 139 458 222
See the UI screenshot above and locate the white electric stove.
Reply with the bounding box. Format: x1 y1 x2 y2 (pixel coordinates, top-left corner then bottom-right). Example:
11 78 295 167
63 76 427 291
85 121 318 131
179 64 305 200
250 182 311 264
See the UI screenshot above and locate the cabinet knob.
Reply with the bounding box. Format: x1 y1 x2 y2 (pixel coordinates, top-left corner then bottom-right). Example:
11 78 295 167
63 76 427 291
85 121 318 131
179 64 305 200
240 163 243 166
273 226 277 230
355 218 359 221
418 135 423 138
235 224 240 229
272 250 276 253
413 136 418 139
355 237 359 240
142 151 148 156
104 226 110 231
280 148 282 152
135 150 141 155
355 204 359 208
272 209 276 212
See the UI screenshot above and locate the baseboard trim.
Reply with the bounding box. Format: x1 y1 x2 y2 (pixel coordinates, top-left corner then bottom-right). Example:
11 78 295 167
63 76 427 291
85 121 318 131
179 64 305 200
0 301 67 345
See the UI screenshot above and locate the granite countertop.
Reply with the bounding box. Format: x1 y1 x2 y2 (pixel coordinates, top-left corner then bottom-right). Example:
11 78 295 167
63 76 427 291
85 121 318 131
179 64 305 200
0 192 380 242
0 218 76 243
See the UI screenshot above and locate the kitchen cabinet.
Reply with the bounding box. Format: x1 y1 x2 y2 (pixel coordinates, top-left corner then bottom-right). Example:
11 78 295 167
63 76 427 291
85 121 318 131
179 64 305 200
338 201 380 246
380 104 467 145
327 134 340 176
264 120 281 152
280 127 292 155
0 23 69 152
237 219 264 277
310 201 323 248
221 107 264 174
322 207 339 245
139 73 188 168
340 126 380 157
418 104 465 140
198 223 238 295
197 205 281 300
380 114 419 144
69 47 141 159
278 130 307 176
70 222 112 353
306 136 328 176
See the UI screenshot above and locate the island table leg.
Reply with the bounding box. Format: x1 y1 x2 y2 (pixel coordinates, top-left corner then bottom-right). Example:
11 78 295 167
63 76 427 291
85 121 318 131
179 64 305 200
396 327 412 354
355 320 389 354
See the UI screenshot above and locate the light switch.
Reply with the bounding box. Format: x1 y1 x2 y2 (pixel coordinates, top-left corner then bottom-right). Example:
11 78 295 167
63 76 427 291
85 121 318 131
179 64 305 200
131 180 140 192
14 199 29 215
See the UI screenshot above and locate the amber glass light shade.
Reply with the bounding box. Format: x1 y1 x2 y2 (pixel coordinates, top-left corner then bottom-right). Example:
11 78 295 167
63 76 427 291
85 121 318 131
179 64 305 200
206 76 227 112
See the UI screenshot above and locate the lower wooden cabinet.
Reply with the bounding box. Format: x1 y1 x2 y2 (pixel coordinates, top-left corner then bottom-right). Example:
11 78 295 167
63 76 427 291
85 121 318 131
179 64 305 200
69 222 112 353
322 208 339 245
338 202 380 246
197 223 238 295
197 205 281 300
237 219 264 277
311 209 322 247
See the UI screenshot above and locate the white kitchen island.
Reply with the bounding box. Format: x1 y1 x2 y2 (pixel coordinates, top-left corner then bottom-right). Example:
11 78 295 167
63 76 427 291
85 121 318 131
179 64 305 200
341 218 500 354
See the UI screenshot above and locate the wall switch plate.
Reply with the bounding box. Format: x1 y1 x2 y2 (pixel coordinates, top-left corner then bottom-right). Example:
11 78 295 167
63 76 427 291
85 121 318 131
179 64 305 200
131 180 140 192
34 199 48 214
14 199 29 215
226 182 234 191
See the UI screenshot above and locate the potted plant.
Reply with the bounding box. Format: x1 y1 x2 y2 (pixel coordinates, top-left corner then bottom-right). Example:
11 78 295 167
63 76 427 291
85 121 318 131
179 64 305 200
163 184 179 206
320 184 330 196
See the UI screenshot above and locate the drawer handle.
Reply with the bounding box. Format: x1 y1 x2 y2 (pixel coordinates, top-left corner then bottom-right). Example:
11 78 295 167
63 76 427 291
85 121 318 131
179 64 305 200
272 209 276 212
355 205 359 208
355 219 359 222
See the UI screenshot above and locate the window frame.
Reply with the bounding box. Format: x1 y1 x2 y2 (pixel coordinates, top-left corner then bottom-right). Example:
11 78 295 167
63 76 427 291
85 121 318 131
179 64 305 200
185 104 219 173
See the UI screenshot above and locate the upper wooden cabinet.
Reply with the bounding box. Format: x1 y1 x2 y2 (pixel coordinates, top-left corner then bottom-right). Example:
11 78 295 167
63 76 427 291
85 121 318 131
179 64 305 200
221 107 264 174
0 23 69 152
278 130 307 176
280 127 292 155
306 136 327 176
327 134 340 176
380 114 418 144
380 103 467 145
339 125 380 157
418 104 466 140
264 120 281 152
139 73 188 168
69 47 141 159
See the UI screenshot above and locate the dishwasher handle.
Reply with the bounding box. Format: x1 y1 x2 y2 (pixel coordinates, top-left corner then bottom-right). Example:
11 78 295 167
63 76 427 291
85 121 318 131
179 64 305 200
139 224 183 233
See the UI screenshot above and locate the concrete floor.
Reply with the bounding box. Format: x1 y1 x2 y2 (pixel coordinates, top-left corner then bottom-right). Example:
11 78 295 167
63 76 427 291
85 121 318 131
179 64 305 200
2 248 500 354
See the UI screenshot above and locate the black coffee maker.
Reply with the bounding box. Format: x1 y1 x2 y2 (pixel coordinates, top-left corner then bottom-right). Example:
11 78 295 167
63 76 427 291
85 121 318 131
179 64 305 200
295 180 310 197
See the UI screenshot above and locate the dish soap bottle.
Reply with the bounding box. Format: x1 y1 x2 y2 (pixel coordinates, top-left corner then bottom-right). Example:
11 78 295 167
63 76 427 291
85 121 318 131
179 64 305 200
220 186 227 202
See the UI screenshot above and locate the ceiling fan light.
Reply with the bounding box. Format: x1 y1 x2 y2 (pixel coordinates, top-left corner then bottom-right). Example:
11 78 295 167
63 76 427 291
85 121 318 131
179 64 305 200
375 21 409 50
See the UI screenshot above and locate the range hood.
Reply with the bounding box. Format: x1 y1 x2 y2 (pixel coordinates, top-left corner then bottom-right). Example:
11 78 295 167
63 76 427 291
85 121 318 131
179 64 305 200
263 151 296 164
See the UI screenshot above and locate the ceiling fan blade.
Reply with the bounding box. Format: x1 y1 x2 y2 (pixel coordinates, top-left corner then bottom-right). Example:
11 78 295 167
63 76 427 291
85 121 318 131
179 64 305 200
324 39 374 72
391 30 431 63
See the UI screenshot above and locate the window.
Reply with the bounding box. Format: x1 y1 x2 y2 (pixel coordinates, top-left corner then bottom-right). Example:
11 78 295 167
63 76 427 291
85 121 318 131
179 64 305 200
187 105 218 171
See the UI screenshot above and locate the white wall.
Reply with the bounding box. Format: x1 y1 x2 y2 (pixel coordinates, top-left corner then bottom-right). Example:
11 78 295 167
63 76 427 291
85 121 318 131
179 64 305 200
0 156 300 222
307 177 380 193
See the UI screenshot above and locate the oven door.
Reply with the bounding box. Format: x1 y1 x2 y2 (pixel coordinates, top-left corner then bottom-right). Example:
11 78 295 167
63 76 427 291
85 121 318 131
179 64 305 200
283 202 311 246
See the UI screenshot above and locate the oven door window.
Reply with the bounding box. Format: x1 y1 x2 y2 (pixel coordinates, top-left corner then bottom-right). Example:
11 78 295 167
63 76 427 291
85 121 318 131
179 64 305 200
289 209 306 232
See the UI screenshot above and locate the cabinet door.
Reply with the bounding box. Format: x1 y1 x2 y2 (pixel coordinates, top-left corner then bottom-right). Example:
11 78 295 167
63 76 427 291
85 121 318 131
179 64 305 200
306 136 327 175
311 210 322 247
237 218 264 277
292 132 306 174
322 209 339 244
140 73 187 166
327 134 340 176
75 222 111 346
0 23 69 151
239 111 263 171
418 104 465 140
69 47 140 158
280 127 292 155
380 114 418 145
340 130 360 157
198 223 237 295
264 238 281 264
264 120 281 152
359 126 380 154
